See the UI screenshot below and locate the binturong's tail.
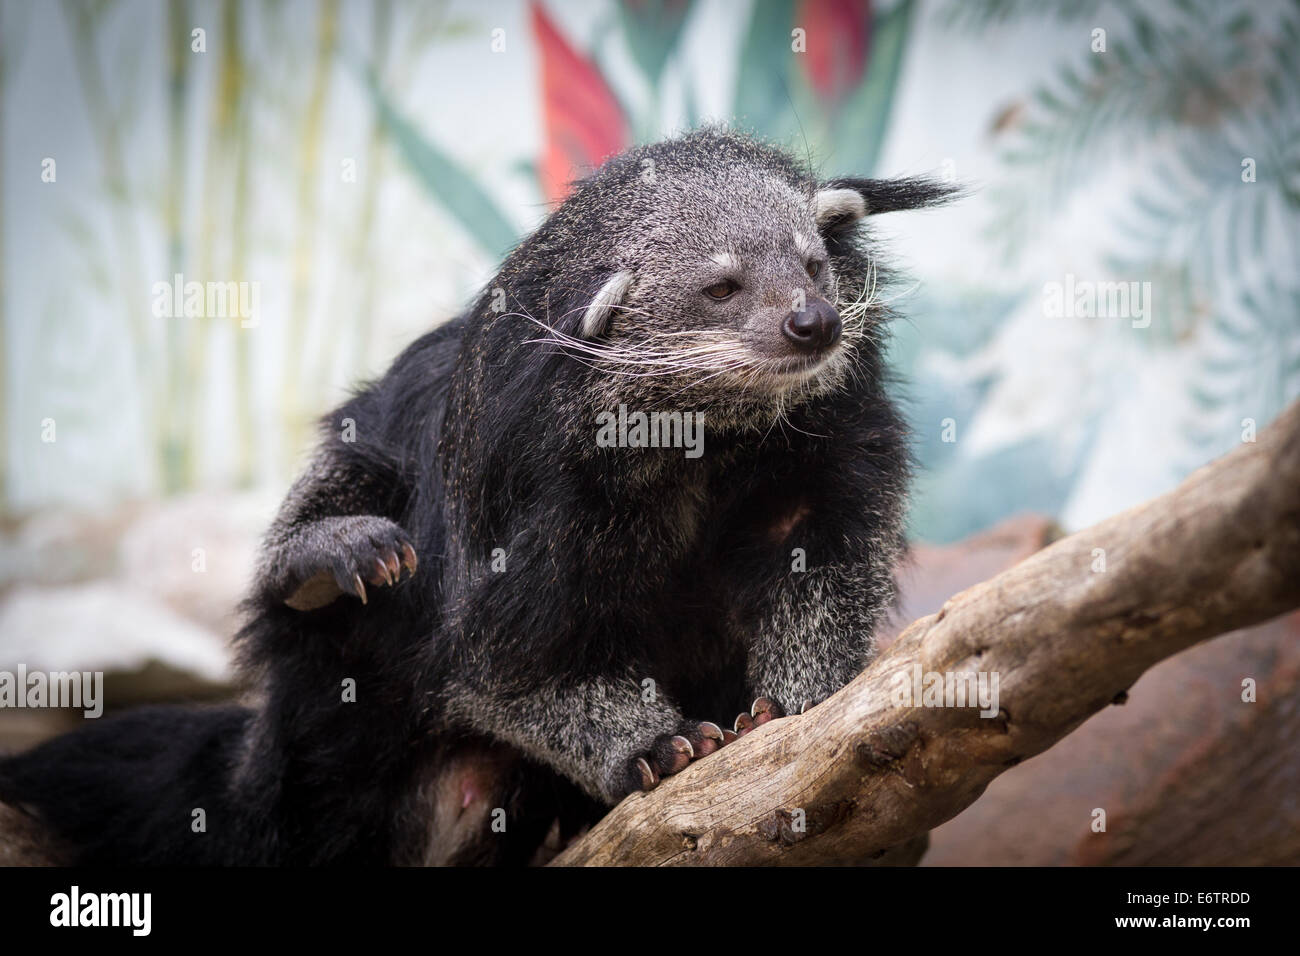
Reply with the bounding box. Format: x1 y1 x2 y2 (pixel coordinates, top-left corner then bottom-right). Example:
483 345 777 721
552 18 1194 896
0 704 257 865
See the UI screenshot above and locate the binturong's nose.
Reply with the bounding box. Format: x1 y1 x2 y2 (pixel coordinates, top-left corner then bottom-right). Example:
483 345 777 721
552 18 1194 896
781 299 843 352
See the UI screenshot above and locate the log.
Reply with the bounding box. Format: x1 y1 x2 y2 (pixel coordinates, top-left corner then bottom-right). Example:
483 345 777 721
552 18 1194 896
551 398 1300 866
923 610 1300 865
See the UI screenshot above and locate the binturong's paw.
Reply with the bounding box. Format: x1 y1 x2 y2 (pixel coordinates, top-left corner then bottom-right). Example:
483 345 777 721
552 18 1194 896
732 696 811 737
281 516 418 611
620 720 727 796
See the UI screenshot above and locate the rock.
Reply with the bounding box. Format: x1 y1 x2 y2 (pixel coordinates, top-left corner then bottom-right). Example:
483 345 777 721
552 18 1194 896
0 491 275 751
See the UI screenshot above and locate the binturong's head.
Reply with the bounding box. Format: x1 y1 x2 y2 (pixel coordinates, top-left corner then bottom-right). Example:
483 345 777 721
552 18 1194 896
492 127 958 424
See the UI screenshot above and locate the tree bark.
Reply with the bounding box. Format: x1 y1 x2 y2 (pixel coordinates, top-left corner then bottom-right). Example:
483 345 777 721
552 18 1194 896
551 399 1300 866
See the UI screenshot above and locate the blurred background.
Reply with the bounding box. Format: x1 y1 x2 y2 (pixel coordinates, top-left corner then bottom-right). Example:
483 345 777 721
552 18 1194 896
2 0 1298 863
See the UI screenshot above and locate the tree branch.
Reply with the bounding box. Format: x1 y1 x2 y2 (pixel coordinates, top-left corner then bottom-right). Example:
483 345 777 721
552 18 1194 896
552 399 1300 866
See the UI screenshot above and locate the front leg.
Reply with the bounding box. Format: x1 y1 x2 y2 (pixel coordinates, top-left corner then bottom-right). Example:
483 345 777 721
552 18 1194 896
259 514 418 610
448 669 726 803
252 423 418 611
439 516 731 803
727 480 905 726
745 561 897 716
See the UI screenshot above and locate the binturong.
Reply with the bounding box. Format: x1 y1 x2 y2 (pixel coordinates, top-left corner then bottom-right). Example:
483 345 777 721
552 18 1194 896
0 128 958 865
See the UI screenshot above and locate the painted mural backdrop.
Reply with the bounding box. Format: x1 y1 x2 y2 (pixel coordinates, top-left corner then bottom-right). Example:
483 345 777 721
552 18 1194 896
2 0 1297 547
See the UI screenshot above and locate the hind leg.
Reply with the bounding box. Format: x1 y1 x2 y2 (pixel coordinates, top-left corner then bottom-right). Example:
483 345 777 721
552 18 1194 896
413 738 598 866
0 802 67 866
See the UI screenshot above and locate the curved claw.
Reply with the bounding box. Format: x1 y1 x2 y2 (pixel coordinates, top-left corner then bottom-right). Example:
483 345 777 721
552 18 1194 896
400 542 419 576
736 697 787 736
750 697 783 725
370 558 393 587
634 757 657 791
654 735 693 775
693 721 725 755
383 550 401 581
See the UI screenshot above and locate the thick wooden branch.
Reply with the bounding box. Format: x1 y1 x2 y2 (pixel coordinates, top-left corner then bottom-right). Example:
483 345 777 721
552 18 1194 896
553 399 1300 866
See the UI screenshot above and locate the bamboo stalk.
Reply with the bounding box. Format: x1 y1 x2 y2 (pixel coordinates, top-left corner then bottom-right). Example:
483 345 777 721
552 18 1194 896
226 0 255 488
0 3 9 508
162 0 191 493
181 0 245 489
281 0 339 461
341 0 394 381
61 0 160 487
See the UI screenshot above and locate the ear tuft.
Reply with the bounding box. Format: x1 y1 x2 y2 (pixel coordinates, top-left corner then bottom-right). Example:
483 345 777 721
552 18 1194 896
580 271 633 339
822 176 963 218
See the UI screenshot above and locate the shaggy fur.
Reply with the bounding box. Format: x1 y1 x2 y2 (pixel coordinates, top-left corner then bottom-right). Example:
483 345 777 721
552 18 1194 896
0 128 955 865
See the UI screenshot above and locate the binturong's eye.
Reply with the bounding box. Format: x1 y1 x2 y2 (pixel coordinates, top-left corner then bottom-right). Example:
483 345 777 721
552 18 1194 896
704 279 740 300
806 260 823 279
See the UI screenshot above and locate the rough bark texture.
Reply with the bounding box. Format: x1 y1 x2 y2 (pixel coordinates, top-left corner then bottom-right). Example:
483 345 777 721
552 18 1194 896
552 399 1300 866
924 609 1300 865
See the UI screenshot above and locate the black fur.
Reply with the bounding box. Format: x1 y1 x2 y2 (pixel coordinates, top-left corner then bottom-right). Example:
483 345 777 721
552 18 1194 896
0 129 956 865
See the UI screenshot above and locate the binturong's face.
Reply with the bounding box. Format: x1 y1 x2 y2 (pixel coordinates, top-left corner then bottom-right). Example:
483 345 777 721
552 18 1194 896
518 130 954 421
645 176 859 394
555 171 879 412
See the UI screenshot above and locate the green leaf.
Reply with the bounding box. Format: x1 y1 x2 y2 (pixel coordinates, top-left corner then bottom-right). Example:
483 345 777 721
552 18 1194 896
683 72 700 129
733 0 798 132
618 0 693 84
363 68 519 257
822 0 918 177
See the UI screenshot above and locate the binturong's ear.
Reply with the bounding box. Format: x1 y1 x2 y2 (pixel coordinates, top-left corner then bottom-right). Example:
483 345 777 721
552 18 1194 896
814 176 962 238
579 270 633 339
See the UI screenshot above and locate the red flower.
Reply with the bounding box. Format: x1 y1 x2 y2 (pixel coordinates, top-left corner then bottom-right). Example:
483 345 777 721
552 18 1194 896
532 1 629 203
798 0 872 108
